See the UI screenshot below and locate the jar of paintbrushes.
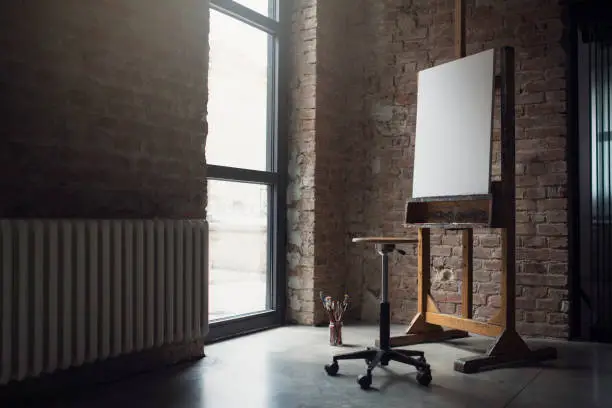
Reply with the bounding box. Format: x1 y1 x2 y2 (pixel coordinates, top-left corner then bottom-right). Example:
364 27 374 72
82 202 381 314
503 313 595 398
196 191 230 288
320 292 350 346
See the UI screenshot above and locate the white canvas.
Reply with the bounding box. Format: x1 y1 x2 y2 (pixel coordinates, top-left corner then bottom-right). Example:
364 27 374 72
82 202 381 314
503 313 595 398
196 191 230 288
412 48 496 199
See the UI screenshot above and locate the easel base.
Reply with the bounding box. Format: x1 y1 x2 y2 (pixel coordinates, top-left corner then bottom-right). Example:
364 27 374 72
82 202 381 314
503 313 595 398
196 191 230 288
385 324 558 374
454 346 557 373
379 330 469 348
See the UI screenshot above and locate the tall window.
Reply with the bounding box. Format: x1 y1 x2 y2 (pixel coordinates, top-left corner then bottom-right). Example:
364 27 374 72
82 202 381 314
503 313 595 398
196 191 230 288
206 0 286 341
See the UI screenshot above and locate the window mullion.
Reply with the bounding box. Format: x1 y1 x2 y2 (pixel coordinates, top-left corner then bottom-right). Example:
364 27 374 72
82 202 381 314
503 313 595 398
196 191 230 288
210 0 279 35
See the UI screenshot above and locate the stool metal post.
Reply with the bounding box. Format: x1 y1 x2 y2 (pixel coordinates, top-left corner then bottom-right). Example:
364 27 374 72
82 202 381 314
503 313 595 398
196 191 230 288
378 244 393 351
380 245 389 303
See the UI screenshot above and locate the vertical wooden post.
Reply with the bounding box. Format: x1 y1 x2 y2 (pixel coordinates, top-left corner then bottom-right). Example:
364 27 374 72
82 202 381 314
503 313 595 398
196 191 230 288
461 230 473 318
417 228 430 314
455 0 466 58
500 46 516 330
456 0 472 321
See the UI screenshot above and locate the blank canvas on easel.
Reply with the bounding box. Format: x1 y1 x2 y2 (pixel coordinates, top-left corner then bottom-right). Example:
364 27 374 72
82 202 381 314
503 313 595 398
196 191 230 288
412 48 496 199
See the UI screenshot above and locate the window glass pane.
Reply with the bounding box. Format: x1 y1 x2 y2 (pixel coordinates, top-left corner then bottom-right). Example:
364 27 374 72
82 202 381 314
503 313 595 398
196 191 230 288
234 0 273 18
207 179 269 321
207 9 271 171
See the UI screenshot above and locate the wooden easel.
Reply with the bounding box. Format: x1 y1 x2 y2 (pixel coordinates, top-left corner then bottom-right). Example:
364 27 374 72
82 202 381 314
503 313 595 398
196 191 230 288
388 0 558 373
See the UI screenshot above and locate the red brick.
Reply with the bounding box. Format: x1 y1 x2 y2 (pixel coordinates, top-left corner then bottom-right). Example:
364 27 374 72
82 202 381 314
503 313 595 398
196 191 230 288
491 248 503 259
477 283 499 295
473 247 493 259
517 175 538 186
438 303 457 315
490 272 502 284
548 313 568 325
521 248 561 262
546 274 568 287
431 246 453 256
545 67 566 79
525 161 548 175
524 311 547 323
548 263 567 275
547 186 567 198
475 306 498 320
517 92 545 105
546 90 566 102
535 298 560 312
521 262 547 274
520 236 547 248
536 223 567 236
548 161 567 173
516 297 536 310
523 78 565 93
517 200 537 211
451 256 467 269
541 149 567 162
436 281 459 292
522 286 549 299
474 270 492 282
516 211 531 223
549 288 569 301
538 174 567 186
488 295 502 308
545 210 567 223
473 293 488 306
479 234 500 248
548 237 567 249
518 187 546 199
445 292 463 304
517 274 546 286
482 259 502 271
517 223 537 235
432 257 446 269
537 199 566 211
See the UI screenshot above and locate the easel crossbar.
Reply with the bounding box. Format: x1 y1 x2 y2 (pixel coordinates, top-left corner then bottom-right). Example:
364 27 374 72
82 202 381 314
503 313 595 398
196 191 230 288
425 313 503 337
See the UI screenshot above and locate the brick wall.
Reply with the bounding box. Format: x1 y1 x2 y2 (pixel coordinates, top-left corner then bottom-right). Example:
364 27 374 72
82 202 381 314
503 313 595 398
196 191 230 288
287 0 361 324
350 0 569 337
287 0 317 324
312 0 354 324
289 0 570 338
0 0 208 219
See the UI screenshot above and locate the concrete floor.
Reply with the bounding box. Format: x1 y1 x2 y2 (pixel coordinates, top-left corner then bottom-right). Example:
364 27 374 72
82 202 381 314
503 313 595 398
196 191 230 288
14 324 612 407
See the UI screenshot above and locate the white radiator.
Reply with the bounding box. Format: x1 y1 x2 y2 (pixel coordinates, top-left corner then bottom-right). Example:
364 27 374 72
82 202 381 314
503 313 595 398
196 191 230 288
0 219 209 385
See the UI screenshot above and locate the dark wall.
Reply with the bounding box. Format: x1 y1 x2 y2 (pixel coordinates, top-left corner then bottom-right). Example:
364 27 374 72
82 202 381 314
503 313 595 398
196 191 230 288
0 1 209 219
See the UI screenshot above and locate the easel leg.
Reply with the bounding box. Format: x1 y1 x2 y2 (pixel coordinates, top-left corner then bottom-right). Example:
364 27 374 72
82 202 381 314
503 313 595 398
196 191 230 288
454 230 557 373
454 328 558 373
461 229 473 319
388 228 468 347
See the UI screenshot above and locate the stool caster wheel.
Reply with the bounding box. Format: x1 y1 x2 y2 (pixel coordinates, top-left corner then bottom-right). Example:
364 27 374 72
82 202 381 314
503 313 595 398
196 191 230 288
416 368 432 386
324 362 339 376
357 373 372 390
381 356 390 366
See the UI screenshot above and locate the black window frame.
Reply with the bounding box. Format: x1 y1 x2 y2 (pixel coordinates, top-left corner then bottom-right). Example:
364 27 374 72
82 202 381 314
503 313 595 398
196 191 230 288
205 0 289 343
